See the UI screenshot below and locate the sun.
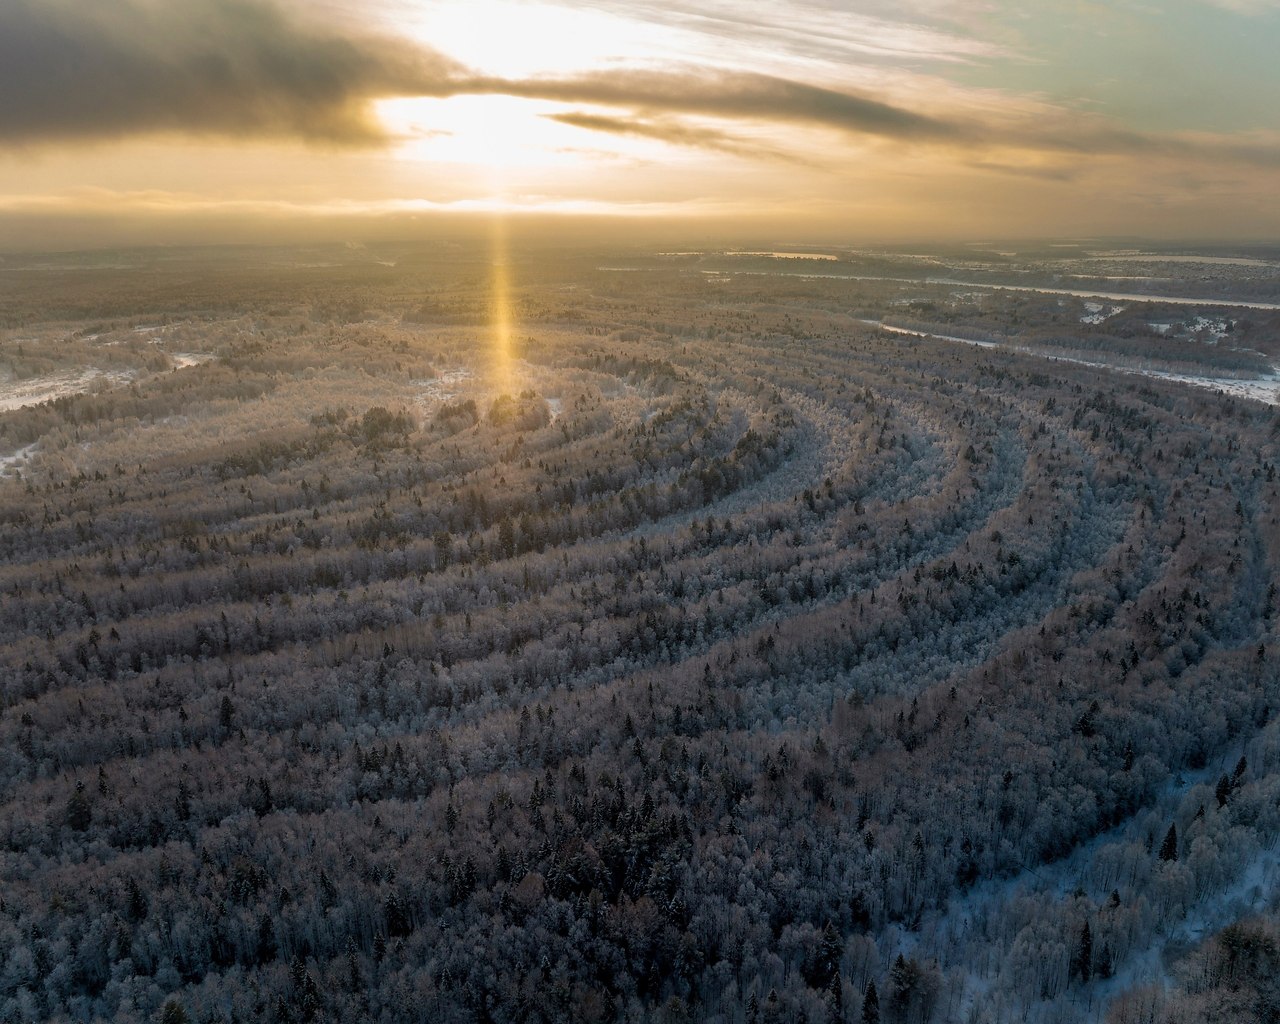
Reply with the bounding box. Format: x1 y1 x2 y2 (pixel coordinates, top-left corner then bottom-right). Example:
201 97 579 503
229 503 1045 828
378 96 586 180
392 0 670 78
371 0 695 186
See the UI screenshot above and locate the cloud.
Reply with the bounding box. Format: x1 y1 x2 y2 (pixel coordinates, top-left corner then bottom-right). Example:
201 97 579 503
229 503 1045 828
0 0 961 151
1201 0 1280 11
551 0 1012 66
3 0 1278 180
546 111 819 165
468 68 962 141
0 186 732 229
0 0 460 145
963 160 1079 182
502 70 1280 171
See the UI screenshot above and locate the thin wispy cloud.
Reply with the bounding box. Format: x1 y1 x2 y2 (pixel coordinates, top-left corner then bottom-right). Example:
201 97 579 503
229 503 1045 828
473 68 961 141
1201 0 1280 11
545 111 818 165
547 0 1011 66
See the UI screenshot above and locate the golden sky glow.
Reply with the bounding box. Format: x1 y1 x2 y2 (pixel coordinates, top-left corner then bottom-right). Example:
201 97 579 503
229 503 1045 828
1 0 1278 247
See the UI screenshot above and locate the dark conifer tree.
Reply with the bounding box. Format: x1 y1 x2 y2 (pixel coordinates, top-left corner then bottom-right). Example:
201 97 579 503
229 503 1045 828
861 981 880 1024
1071 920 1093 983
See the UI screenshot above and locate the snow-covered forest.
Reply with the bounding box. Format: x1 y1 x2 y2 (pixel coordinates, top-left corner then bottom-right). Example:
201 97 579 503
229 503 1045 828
1 244 1278 1024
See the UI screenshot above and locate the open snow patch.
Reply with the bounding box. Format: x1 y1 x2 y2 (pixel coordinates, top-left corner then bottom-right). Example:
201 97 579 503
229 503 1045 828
0 442 38 477
412 368 473 409
0 369 135 412
1188 316 1231 341
1081 302 1125 325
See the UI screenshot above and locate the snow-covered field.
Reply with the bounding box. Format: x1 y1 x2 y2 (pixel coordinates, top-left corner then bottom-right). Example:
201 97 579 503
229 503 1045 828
865 321 1280 406
1187 315 1231 341
864 320 998 348
1081 302 1125 325
1085 253 1277 268
0 368 135 412
690 265 1280 310
903 736 1280 1024
1124 367 1280 405
735 251 839 260
171 352 215 369
0 442 38 477
412 368 474 410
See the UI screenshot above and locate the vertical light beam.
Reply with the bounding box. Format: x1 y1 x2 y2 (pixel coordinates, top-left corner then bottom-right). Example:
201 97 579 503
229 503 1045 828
489 213 516 398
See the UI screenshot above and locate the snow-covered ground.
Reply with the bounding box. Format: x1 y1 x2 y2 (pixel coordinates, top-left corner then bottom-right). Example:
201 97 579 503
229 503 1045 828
734 251 839 260
1124 367 1280 405
863 320 1280 406
1187 316 1231 341
1085 253 1277 268
906 743 1279 1023
0 369 135 412
863 320 999 348
1038 352 1280 405
412 368 473 410
171 352 215 369
1081 302 1125 325
684 265 1280 310
0 442 38 477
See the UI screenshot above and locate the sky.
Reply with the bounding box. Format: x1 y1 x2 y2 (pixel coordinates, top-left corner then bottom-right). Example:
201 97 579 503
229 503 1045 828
0 0 1278 249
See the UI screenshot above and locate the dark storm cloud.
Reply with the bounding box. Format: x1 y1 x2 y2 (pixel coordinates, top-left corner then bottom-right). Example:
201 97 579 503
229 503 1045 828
0 0 460 144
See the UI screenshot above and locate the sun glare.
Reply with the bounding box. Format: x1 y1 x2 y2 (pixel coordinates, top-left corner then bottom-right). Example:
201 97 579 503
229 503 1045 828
488 214 518 397
397 0 666 78
376 94 704 205
379 96 589 176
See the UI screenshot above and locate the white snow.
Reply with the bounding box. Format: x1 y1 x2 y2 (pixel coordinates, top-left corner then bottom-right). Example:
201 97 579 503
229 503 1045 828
0 369 135 412
916 747 1271 1023
1087 253 1277 268
0 442 38 477
669 264 1280 310
1081 303 1125 325
734 251 839 260
1126 368 1280 405
861 320 1280 406
1187 316 1230 341
863 319 998 349
412 368 474 410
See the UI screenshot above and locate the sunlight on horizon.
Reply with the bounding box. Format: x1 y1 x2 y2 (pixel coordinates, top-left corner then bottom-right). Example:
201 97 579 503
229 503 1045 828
376 95 691 181
1 0 1278 243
